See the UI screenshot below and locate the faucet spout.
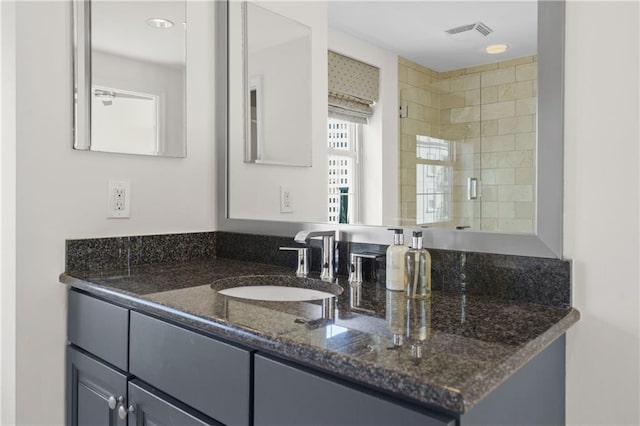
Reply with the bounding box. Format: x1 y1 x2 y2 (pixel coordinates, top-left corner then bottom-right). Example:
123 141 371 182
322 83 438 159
294 230 336 244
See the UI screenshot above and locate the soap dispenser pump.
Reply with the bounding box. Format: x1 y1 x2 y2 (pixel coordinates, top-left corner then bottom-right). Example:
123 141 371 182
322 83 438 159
405 231 432 299
385 228 409 291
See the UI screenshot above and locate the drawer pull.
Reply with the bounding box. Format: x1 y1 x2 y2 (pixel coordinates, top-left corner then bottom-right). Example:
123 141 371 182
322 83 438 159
118 403 135 419
107 396 117 410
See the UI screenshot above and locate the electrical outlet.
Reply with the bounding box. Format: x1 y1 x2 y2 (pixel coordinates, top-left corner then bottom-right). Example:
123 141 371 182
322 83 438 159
280 185 293 213
108 180 130 218
114 188 126 211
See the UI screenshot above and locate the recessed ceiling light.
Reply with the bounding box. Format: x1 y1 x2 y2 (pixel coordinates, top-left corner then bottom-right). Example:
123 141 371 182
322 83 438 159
146 18 174 29
485 44 509 55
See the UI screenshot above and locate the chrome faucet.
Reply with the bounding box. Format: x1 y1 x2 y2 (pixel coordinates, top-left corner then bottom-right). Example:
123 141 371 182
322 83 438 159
294 230 337 282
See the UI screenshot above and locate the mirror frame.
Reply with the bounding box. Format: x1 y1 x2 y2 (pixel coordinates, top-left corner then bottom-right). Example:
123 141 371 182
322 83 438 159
217 1 565 259
73 0 91 150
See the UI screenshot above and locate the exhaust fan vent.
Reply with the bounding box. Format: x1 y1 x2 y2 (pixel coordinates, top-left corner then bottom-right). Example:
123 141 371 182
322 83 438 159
445 21 493 37
445 23 476 35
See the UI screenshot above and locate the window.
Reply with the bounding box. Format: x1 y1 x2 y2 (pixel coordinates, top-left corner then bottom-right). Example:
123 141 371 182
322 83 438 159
416 135 454 225
327 118 360 224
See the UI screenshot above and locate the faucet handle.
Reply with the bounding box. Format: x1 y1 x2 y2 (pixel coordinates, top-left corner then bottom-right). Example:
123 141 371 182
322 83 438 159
348 253 383 286
280 247 310 278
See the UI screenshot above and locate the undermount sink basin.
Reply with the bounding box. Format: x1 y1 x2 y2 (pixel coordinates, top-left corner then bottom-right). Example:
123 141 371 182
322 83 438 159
212 275 343 302
218 286 335 302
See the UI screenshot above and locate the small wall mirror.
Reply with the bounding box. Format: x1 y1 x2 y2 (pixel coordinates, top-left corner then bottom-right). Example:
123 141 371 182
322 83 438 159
73 0 187 157
243 2 312 166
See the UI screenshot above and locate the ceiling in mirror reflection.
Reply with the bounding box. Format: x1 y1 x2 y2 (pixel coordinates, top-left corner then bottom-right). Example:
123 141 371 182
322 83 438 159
91 1 186 65
328 1 536 72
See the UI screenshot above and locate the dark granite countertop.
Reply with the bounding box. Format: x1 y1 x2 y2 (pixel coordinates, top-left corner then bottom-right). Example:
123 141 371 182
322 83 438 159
60 257 579 415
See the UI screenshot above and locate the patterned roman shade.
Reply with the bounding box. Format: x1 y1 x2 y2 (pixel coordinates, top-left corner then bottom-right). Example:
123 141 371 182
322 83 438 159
328 51 380 124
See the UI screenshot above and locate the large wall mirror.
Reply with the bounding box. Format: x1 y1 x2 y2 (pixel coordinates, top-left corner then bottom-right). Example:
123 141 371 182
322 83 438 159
73 0 187 157
218 1 564 258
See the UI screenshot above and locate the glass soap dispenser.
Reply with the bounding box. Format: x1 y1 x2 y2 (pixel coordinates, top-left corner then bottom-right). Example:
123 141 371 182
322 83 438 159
405 231 432 299
385 228 409 291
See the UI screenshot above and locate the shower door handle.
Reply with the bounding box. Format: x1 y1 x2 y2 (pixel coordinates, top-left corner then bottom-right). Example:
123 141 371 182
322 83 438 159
468 177 479 200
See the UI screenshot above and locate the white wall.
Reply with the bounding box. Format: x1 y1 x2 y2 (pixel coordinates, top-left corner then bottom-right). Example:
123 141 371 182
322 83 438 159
229 1 327 223
0 1 17 423
1 1 217 424
564 2 640 425
328 29 399 226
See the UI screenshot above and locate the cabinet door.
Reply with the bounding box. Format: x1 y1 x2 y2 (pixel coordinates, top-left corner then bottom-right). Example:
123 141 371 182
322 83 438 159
254 355 455 426
127 381 221 426
67 346 128 426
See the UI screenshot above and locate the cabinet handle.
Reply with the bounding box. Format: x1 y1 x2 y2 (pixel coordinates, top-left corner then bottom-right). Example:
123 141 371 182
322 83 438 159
118 403 135 420
107 396 117 410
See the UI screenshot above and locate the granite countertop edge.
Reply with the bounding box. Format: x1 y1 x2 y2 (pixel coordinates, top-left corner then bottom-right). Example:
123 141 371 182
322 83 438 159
59 272 579 415
459 308 579 412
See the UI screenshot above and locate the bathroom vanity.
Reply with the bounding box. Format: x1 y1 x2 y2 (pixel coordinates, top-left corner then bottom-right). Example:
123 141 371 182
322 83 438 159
61 236 578 426
65 0 574 422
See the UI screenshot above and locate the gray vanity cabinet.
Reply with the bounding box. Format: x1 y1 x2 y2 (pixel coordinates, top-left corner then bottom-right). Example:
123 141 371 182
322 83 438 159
253 355 455 426
66 347 128 426
67 288 567 426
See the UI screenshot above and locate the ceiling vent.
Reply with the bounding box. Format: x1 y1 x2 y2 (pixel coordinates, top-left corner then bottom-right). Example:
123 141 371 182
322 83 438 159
445 22 493 38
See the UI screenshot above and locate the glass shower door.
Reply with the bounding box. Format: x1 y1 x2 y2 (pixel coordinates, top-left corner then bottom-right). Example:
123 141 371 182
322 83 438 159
398 55 538 233
399 85 480 229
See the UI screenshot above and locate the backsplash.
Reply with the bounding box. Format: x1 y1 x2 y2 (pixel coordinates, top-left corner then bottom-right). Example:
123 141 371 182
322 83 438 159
216 232 571 308
65 232 216 273
66 231 570 307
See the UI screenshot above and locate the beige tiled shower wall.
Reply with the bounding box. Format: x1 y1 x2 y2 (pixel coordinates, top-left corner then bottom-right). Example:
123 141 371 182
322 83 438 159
399 56 537 233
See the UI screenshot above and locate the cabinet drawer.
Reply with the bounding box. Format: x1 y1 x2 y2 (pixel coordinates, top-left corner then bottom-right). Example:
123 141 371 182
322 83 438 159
129 312 251 426
68 290 129 371
254 355 455 426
